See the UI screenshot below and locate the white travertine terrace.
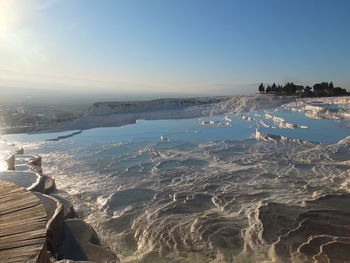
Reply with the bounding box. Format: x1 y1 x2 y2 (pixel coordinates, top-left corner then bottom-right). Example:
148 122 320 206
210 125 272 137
59 95 293 131
0 139 118 262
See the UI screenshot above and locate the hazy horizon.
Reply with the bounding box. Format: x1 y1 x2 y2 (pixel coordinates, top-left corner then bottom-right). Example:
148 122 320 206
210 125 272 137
1 0 350 96
1 2 350 262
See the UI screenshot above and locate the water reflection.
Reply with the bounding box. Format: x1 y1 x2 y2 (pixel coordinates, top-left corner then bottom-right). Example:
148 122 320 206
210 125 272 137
1 100 350 262
0 153 7 171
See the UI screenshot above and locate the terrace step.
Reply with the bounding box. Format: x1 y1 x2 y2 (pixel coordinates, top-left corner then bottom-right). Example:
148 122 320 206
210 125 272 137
33 192 65 258
0 171 45 192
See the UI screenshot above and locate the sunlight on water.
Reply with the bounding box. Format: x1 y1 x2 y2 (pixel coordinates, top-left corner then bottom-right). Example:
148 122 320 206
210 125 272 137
0 141 9 171
2 98 350 263
0 154 7 171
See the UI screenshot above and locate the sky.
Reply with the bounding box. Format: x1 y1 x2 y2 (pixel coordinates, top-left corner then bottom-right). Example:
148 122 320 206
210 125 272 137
0 0 350 96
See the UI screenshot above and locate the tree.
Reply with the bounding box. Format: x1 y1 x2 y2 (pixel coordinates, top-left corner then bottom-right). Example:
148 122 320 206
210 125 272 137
313 82 332 96
266 85 272 93
304 86 312 93
258 81 347 97
277 84 283 93
334 87 348 95
295 85 304 94
283 82 297 94
271 83 277 93
258 83 265 93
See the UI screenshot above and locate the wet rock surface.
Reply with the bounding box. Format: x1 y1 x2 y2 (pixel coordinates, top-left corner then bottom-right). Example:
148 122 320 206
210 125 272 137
0 170 45 192
103 188 156 212
51 193 76 219
258 194 350 262
62 219 119 263
3 96 350 262
43 175 56 194
33 192 65 257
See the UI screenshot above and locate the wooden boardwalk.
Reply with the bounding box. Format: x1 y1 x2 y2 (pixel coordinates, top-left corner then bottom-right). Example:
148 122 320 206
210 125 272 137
0 180 48 263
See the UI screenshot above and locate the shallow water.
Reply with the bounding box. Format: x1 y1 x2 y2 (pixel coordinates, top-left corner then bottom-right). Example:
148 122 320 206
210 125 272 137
2 101 350 263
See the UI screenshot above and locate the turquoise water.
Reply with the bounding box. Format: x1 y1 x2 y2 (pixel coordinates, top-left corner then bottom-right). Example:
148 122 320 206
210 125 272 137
4 106 349 145
2 102 350 263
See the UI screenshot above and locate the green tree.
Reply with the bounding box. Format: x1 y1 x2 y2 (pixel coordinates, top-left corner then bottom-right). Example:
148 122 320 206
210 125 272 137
271 83 277 93
304 86 312 93
258 83 265 93
283 82 297 94
266 85 272 93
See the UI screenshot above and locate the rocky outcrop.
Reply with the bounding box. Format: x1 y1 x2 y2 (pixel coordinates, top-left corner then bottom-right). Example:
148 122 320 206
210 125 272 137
61 219 119 263
61 95 293 131
15 153 42 166
33 192 65 259
85 98 225 116
51 194 75 219
43 175 56 194
15 153 43 174
5 154 15 170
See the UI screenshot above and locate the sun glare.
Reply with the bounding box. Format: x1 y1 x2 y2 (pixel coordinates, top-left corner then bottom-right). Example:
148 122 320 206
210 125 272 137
0 0 48 70
0 151 8 171
0 0 18 36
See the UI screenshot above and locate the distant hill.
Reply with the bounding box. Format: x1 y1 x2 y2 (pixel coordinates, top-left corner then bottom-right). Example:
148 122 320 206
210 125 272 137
0 87 198 106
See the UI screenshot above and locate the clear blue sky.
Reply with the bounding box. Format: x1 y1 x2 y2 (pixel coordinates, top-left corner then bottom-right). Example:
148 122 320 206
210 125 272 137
0 0 350 95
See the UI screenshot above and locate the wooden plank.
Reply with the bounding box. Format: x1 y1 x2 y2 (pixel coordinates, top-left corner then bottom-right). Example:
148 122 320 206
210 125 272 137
0 180 48 263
